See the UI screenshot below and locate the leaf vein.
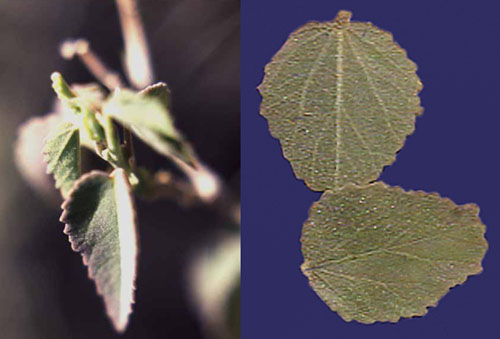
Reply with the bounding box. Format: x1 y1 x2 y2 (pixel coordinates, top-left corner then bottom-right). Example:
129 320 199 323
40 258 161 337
345 34 398 140
333 28 343 187
347 28 409 76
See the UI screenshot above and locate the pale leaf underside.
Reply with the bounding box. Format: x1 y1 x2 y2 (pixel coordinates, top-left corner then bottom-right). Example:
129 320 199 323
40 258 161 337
43 121 81 197
104 87 193 163
140 82 171 110
301 182 487 323
15 112 65 195
259 11 423 191
60 169 138 332
104 88 179 140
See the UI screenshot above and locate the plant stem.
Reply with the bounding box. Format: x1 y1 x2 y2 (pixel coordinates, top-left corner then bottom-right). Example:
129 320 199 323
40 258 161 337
115 0 154 89
51 72 76 100
123 128 135 167
60 39 137 172
60 0 240 226
60 39 123 90
114 0 234 216
103 116 126 167
153 170 240 228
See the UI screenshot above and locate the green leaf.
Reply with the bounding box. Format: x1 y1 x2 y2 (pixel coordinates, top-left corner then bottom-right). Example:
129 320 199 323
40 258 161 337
133 125 196 166
104 87 179 138
60 169 138 333
141 82 171 110
51 81 107 150
43 121 81 197
259 10 422 191
103 87 193 163
301 182 487 323
71 83 106 110
51 72 105 112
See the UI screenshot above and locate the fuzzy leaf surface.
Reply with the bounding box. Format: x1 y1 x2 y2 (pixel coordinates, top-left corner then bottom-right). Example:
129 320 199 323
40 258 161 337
104 88 177 137
103 87 192 163
259 10 422 191
141 82 171 110
301 182 487 323
60 169 138 333
43 121 80 197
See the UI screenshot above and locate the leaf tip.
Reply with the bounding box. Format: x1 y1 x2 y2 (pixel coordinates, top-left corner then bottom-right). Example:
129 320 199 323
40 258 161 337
112 311 132 334
60 169 138 333
334 10 352 24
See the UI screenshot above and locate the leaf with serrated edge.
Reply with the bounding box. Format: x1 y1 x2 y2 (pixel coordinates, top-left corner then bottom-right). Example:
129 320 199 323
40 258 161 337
141 82 171 110
301 182 487 323
259 10 423 191
60 169 138 333
43 121 81 197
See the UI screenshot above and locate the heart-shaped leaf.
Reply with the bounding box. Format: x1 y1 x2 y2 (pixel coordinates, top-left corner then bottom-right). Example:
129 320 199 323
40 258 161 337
301 182 488 323
259 10 422 191
60 169 138 332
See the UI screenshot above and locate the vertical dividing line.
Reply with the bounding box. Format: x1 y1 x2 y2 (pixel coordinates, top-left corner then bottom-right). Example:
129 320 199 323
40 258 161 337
334 28 344 188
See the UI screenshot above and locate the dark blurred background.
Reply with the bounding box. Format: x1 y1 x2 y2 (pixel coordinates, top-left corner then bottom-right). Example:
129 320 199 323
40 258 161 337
0 1 240 338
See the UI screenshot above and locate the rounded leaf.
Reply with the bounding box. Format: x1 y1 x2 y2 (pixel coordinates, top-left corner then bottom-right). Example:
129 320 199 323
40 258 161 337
259 11 423 190
301 182 487 323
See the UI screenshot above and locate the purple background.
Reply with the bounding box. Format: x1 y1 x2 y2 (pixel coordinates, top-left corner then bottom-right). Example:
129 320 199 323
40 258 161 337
242 0 499 338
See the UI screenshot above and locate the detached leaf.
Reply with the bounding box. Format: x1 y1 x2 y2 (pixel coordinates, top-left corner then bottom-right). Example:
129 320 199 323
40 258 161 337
60 169 138 333
103 87 193 163
301 182 487 323
43 122 81 197
259 10 422 191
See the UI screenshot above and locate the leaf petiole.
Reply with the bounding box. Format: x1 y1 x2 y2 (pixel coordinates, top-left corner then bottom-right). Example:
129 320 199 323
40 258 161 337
101 115 138 186
51 72 76 100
